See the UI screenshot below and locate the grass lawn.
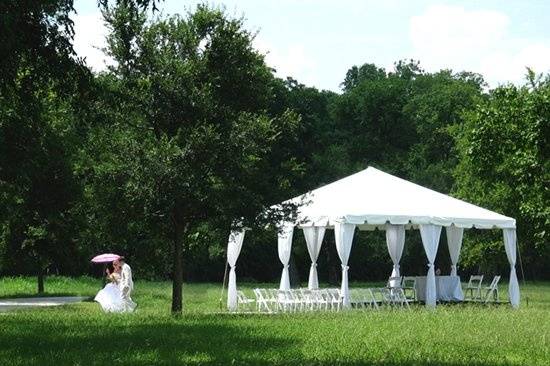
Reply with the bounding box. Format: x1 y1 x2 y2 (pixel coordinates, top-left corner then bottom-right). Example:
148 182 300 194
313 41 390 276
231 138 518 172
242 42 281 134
0 276 549 365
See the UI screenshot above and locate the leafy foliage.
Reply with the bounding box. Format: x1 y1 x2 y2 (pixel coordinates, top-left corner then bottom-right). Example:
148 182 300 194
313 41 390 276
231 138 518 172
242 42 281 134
454 76 550 277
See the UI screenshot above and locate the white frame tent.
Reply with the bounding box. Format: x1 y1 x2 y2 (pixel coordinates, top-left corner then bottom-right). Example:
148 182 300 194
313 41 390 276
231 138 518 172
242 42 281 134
226 167 519 310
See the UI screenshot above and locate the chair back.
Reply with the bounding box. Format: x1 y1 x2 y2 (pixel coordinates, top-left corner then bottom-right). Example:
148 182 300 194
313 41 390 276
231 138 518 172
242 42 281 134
402 276 416 288
278 289 291 301
379 288 392 303
267 288 279 301
254 288 265 301
328 288 341 301
319 289 331 302
300 288 312 299
488 275 501 289
237 290 246 301
257 288 266 298
467 275 483 289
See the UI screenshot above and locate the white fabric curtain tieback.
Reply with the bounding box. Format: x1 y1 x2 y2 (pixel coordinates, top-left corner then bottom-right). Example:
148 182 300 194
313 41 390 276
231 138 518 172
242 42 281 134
283 264 289 268
428 263 434 268
311 263 317 267
341 265 349 270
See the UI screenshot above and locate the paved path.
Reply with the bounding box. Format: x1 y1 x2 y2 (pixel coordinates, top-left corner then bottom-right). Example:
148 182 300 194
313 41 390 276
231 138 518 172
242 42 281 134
0 296 89 312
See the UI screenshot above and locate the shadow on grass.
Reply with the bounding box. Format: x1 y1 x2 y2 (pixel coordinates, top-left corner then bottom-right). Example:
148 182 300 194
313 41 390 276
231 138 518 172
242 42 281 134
0 314 517 366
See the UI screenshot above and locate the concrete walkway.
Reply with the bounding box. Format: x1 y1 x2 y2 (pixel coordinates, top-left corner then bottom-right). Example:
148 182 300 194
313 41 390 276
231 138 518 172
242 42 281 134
0 296 89 312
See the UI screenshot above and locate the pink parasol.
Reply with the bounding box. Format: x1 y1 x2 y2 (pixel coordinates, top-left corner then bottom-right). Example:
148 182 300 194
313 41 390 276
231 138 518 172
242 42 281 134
91 253 121 263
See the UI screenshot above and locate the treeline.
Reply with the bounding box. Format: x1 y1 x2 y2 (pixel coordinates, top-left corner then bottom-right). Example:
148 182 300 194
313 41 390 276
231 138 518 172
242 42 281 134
1 0 548 304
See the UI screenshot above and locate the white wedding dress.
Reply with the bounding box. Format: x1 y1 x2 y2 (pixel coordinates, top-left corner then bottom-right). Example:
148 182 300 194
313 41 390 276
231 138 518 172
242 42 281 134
94 274 127 313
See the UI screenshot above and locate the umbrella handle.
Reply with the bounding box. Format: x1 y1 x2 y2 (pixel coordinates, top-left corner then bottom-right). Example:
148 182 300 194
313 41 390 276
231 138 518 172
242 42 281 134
102 264 107 287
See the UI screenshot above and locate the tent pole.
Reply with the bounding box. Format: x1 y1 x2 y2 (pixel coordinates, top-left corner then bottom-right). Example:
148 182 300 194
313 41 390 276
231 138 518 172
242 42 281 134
517 240 526 286
515 235 528 306
219 260 229 311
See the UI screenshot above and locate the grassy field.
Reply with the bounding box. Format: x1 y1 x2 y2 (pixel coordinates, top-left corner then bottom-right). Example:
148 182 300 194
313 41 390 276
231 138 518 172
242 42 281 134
0 276 549 365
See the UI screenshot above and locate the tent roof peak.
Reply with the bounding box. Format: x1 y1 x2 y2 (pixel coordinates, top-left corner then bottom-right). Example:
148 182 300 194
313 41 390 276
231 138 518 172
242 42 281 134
280 166 515 229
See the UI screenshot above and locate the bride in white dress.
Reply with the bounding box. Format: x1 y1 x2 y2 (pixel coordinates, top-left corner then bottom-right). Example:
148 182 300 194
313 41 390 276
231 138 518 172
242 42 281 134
94 263 127 313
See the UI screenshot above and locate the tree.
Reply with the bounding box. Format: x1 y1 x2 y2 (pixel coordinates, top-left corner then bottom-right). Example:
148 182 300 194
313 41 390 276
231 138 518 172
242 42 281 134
0 0 159 291
403 70 485 192
0 0 84 292
86 3 300 313
341 63 386 92
454 74 550 278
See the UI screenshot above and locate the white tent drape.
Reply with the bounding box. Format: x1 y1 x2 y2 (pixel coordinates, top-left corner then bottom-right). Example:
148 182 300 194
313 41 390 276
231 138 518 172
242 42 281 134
226 230 245 311
334 222 356 308
503 228 520 308
446 226 464 276
420 224 442 308
303 226 326 290
278 225 294 291
386 224 405 282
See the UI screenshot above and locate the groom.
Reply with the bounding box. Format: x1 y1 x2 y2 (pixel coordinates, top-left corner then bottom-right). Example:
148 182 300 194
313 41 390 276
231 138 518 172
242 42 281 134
114 257 137 311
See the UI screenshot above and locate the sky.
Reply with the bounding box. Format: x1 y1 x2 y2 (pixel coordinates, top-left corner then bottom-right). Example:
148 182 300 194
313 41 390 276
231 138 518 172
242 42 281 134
72 0 550 92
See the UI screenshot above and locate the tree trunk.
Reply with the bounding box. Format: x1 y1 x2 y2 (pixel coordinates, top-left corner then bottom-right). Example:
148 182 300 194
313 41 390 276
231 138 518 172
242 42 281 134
37 268 45 294
171 221 188 314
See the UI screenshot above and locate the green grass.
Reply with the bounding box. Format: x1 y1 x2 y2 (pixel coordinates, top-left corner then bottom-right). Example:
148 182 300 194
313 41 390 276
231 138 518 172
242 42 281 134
0 277 549 365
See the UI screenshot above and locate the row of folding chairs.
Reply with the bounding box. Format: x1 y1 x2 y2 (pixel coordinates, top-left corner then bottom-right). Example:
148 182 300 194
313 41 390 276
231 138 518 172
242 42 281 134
386 274 502 304
350 288 410 310
251 288 344 313
464 275 501 303
387 276 417 302
236 287 412 313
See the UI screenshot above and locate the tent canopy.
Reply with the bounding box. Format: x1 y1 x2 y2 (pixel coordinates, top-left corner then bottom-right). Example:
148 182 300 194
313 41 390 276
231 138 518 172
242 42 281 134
283 166 515 229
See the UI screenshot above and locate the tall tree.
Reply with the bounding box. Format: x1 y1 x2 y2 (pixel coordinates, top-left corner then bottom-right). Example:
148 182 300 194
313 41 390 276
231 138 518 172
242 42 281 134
87 3 300 313
403 70 485 192
454 73 550 278
0 0 158 290
0 0 84 291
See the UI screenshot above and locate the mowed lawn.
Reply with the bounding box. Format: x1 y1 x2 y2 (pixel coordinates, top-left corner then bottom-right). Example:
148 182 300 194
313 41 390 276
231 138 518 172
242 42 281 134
0 277 549 365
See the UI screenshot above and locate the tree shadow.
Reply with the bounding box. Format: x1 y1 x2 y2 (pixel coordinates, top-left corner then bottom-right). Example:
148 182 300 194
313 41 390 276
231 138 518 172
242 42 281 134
2 316 292 365
0 313 520 366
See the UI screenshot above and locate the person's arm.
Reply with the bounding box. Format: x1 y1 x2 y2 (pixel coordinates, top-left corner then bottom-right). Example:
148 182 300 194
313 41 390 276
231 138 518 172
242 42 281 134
120 266 131 295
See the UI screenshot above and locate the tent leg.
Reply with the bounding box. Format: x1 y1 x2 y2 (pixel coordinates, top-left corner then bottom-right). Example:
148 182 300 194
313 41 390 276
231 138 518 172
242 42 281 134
219 260 229 311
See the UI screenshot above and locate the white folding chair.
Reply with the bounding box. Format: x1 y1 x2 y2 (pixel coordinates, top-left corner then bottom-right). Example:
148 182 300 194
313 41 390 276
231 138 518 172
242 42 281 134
349 288 363 309
254 288 274 313
392 288 411 309
402 276 417 302
377 287 393 307
237 290 255 312
267 289 282 312
277 290 298 312
327 288 342 311
483 275 501 303
365 288 380 310
299 289 315 311
266 289 282 312
313 289 330 311
378 287 409 309
354 288 379 310
290 289 304 311
464 275 484 301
